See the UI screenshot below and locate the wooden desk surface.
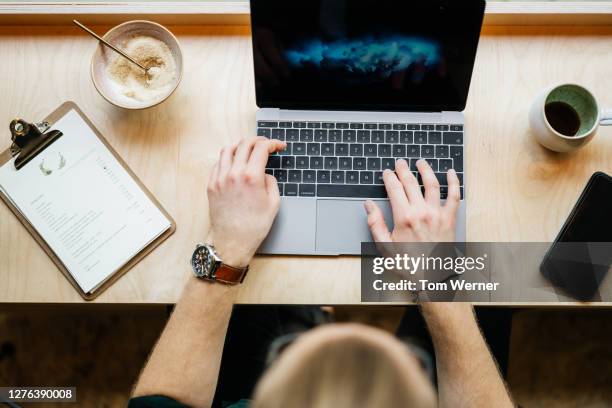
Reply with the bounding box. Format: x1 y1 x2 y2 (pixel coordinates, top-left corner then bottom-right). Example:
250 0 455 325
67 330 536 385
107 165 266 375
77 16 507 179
0 25 611 304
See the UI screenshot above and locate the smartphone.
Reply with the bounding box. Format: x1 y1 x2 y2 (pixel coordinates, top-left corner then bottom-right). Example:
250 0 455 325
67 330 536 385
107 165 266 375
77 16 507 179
540 172 612 301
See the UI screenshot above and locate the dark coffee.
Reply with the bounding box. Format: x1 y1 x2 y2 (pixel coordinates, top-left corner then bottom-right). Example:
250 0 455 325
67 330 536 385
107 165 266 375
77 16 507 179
545 101 581 137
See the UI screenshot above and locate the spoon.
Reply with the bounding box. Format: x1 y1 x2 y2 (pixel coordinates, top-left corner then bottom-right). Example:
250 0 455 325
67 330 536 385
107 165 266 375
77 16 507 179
73 20 149 75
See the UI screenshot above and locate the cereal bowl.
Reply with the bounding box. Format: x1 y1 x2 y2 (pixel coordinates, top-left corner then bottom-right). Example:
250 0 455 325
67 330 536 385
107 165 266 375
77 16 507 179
91 20 183 110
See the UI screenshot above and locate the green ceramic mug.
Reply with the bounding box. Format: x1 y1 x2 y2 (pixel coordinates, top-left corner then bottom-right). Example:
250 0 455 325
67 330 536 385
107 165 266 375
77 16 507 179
529 84 612 153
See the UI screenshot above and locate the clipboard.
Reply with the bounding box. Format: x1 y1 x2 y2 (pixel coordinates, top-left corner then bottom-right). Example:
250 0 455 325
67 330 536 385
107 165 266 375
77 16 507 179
0 101 176 300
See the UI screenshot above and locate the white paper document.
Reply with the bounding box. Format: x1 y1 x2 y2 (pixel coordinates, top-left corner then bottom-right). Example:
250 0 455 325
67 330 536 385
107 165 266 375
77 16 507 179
0 109 171 294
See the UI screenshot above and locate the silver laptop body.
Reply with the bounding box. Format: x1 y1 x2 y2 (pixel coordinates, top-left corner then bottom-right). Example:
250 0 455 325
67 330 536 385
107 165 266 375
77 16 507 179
250 0 484 255
258 109 466 255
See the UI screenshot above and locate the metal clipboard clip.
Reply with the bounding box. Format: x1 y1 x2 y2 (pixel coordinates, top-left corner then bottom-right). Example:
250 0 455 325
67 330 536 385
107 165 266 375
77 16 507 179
9 118 63 170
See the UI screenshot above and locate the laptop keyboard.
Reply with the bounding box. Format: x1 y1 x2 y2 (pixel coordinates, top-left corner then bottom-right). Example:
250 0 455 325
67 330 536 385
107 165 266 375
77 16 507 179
259 121 464 200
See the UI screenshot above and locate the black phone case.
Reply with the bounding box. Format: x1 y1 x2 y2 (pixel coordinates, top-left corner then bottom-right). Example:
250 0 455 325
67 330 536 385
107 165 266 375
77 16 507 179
540 172 612 301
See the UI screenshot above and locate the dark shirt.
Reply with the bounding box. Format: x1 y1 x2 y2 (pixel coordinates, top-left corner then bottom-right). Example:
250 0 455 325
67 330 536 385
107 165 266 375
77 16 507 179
128 395 249 408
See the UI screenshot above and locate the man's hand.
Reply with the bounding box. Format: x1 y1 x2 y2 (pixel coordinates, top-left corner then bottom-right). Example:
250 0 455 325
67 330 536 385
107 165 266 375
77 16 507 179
364 159 461 243
132 137 285 407
207 137 286 267
362 160 513 407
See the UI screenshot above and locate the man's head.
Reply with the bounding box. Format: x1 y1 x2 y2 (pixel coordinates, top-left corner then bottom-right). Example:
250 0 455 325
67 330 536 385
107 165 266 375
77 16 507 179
252 323 436 408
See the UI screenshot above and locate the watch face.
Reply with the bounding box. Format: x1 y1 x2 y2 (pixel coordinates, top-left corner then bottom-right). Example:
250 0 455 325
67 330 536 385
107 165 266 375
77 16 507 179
192 245 216 279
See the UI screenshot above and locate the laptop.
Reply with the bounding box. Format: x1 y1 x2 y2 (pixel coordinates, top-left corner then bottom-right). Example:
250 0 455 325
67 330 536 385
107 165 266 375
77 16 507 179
252 0 485 255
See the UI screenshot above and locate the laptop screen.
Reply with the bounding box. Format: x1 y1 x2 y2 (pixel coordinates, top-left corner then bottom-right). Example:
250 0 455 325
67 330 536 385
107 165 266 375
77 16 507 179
250 0 485 112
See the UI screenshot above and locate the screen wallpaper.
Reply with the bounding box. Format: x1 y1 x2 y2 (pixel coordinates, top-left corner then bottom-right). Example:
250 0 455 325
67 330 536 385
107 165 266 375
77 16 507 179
251 0 485 111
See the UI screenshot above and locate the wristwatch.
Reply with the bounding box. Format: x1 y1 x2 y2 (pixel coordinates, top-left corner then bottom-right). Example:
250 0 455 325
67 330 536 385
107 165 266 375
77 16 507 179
190 243 249 285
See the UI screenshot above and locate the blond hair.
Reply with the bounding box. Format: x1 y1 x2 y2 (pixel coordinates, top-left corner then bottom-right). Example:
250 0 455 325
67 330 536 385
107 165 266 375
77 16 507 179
252 323 436 408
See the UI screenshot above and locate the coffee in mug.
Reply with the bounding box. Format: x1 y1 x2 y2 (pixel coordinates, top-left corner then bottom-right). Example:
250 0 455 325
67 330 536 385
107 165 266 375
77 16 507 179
530 84 612 152
544 101 581 137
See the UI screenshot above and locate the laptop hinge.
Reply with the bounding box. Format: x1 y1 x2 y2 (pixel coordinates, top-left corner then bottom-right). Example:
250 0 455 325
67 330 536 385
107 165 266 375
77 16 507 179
257 108 464 124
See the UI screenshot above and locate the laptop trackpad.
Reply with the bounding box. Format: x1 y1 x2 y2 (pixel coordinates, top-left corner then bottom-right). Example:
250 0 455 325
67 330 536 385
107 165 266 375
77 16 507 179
259 197 317 255
316 199 392 255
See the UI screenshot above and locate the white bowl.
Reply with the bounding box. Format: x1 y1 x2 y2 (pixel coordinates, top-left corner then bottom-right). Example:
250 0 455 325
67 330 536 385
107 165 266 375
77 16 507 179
91 20 183 110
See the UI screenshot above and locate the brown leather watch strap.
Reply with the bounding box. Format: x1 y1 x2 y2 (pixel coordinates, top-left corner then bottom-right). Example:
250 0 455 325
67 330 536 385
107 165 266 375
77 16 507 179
214 264 249 285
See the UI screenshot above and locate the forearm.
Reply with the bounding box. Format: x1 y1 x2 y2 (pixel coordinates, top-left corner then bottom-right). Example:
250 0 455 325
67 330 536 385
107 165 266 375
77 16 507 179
133 277 238 407
420 303 514 408
132 137 283 406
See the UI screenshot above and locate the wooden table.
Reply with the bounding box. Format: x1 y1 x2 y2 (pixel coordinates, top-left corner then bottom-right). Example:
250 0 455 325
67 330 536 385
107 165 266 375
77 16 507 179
1 24 611 304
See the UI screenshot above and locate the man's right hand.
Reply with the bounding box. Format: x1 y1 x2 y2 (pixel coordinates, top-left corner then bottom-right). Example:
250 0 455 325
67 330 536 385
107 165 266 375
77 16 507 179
207 137 286 268
364 158 461 243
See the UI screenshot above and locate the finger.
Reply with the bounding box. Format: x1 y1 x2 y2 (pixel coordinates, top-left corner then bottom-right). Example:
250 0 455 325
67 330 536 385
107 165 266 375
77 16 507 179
217 143 237 181
365 200 392 242
417 159 440 205
208 163 219 188
264 173 281 206
444 169 461 216
233 137 261 170
382 169 411 223
395 159 423 204
248 138 287 173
